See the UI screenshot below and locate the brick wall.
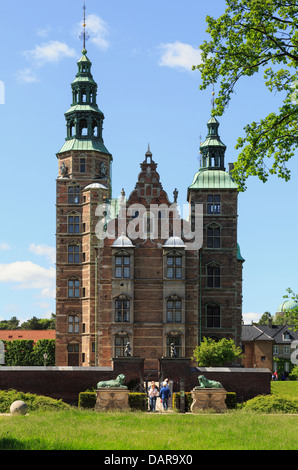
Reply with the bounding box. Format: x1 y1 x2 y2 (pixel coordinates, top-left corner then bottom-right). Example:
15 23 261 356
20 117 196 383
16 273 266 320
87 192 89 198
0 358 144 405
159 358 271 402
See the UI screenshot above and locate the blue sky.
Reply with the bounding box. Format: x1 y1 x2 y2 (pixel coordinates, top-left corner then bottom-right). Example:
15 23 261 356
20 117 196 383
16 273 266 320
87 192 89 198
0 0 297 324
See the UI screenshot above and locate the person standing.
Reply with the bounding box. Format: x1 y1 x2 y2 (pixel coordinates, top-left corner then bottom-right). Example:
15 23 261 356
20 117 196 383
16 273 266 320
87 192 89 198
148 382 159 412
159 381 171 411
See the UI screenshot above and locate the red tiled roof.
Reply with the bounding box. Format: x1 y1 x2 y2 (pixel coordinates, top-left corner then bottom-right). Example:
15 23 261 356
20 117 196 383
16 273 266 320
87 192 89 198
0 330 55 345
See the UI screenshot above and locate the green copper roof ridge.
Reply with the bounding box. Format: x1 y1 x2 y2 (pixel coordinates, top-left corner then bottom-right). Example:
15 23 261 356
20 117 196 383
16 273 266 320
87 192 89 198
57 138 112 156
188 168 238 190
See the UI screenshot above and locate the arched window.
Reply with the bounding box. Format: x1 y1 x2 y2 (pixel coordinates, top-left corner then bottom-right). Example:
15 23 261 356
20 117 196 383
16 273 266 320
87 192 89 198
115 296 130 323
166 296 182 323
79 119 88 136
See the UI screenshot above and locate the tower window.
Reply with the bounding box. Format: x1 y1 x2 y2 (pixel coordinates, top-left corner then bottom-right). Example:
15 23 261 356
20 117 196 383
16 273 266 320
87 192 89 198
68 279 80 298
207 304 221 328
115 297 130 323
68 215 80 234
167 255 182 279
80 158 86 173
68 314 80 333
115 255 130 278
207 225 220 248
207 264 220 288
207 195 220 214
68 245 80 263
68 186 80 204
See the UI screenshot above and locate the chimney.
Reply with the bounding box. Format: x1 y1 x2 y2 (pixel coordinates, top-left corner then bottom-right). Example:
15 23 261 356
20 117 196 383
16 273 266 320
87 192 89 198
228 163 234 174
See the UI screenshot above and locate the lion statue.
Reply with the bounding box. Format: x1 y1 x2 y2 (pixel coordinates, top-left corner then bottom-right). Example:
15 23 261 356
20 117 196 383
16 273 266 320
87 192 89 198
97 374 127 389
196 375 223 389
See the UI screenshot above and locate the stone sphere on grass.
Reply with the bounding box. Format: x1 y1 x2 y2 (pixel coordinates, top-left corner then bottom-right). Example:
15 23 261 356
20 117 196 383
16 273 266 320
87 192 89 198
10 400 28 415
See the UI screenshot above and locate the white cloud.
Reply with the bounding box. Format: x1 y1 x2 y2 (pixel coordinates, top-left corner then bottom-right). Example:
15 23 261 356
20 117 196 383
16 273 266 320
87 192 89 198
23 40 76 66
29 243 56 265
0 243 11 251
15 68 38 84
242 312 262 324
76 14 110 51
0 261 55 290
36 26 52 38
158 41 202 71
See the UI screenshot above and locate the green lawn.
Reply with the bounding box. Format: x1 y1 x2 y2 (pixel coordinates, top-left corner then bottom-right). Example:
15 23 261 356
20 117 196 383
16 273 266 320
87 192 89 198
0 382 297 451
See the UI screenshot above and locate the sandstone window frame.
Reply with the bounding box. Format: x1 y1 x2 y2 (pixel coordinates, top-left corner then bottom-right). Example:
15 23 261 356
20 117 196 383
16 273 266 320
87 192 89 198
67 184 81 205
114 333 130 357
68 313 80 334
166 295 183 323
166 333 182 357
114 295 131 323
114 252 131 279
67 211 81 234
165 251 184 280
68 277 80 298
68 243 80 263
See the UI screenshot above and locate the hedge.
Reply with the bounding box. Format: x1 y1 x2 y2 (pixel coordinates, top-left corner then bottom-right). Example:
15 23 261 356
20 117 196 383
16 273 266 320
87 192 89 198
2 339 55 366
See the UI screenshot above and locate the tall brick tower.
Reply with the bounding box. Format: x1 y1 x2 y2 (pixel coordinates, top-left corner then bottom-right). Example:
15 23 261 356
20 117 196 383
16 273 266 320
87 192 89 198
55 32 112 366
188 116 244 347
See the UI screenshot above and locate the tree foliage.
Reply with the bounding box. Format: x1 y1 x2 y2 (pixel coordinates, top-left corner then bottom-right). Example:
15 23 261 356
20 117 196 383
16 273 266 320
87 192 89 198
194 0 298 190
0 314 55 330
192 337 243 366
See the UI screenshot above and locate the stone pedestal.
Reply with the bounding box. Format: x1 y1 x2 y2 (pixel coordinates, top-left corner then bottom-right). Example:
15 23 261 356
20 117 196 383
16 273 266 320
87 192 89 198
190 388 227 412
95 388 130 411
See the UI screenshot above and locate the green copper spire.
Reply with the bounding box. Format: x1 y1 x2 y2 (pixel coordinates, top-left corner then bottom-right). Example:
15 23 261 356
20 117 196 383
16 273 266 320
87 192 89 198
58 3 111 156
200 117 226 171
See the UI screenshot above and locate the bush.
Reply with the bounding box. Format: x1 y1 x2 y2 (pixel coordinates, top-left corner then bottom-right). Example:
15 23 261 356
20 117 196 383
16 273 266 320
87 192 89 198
288 366 298 381
173 392 193 412
128 393 148 411
0 389 69 413
78 392 96 409
241 394 298 413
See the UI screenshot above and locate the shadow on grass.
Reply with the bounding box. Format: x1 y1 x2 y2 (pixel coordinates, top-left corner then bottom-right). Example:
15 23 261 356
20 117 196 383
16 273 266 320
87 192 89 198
0 437 72 450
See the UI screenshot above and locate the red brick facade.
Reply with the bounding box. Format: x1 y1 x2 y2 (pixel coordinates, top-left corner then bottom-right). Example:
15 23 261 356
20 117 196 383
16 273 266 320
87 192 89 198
55 51 244 374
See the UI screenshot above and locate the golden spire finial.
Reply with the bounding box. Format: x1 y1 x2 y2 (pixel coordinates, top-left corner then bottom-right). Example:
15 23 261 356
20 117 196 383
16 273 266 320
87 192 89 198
80 1 89 53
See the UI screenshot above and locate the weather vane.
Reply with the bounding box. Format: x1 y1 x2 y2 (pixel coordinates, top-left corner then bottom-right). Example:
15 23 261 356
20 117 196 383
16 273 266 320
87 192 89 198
211 83 215 111
79 1 90 51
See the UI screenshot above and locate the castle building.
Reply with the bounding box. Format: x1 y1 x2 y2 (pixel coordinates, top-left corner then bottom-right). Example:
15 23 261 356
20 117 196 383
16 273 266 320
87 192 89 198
55 42 244 373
